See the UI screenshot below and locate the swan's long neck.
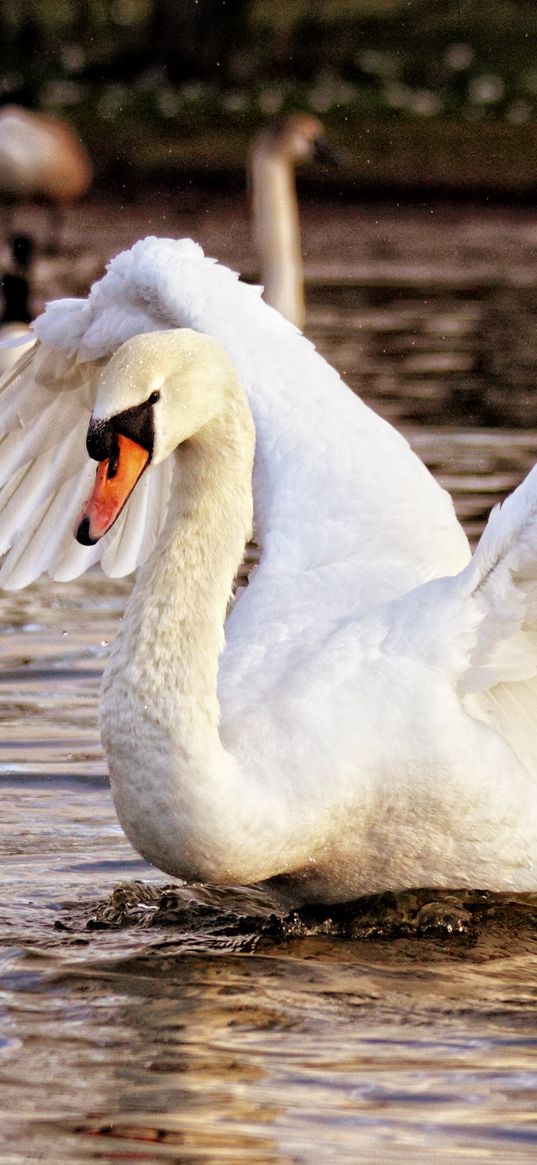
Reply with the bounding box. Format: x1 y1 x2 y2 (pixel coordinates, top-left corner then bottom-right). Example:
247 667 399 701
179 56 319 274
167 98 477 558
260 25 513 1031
100 392 255 879
250 143 305 328
117 425 251 740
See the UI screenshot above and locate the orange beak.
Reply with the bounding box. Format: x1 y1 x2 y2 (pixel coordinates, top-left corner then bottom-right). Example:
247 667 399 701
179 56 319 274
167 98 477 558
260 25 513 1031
75 433 149 545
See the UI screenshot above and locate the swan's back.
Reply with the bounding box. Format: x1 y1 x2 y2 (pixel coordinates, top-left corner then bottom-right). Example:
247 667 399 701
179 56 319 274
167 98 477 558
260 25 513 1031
32 237 470 598
0 234 470 629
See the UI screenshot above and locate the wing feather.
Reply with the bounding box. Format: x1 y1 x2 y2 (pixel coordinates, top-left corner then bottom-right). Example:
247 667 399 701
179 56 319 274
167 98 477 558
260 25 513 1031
51 519 102 582
0 468 95 589
0 392 81 487
0 325 175 587
99 458 174 578
143 456 174 549
460 463 537 694
458 467 537 778
399 465 537 779
0 413 87 553
0 460 32 521
101 472 150 578
386 462 537 780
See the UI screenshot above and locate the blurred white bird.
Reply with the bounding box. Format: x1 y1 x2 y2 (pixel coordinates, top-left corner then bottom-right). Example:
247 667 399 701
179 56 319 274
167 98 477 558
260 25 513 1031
0 105 92 249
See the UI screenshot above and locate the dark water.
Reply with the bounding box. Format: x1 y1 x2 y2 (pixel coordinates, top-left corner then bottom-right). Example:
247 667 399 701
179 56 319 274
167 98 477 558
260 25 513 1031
2 203 537 1162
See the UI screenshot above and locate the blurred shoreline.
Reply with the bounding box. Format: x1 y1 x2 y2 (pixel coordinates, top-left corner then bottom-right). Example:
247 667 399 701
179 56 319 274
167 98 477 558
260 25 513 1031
81 119 537 202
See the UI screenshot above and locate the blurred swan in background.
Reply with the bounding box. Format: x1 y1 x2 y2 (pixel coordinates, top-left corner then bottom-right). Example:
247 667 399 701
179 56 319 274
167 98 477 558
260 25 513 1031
1 238 537 904
0 105 92 250
249 113 335 328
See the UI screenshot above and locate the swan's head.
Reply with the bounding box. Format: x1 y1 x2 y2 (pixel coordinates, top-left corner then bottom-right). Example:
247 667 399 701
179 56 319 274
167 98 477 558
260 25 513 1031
76 328 240 545
262 113 338 166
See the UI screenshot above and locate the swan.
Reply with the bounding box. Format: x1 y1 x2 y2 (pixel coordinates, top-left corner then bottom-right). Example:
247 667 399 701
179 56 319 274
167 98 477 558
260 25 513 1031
249 113 334 328
2 235 537 905
0 105 92 248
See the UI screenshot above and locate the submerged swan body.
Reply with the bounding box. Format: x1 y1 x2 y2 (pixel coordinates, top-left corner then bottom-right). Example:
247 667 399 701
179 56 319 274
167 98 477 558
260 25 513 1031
1 237 537 904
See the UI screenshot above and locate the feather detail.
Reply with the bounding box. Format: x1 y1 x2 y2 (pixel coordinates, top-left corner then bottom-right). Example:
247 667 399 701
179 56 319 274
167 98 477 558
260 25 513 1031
460 463 537 693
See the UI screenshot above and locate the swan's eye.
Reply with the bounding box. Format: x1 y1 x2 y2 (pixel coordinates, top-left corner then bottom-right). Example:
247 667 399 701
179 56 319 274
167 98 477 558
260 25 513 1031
148 390 160 405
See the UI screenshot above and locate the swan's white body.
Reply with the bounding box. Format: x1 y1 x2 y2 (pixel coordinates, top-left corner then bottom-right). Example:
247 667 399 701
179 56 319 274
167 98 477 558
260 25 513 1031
1 236 537 904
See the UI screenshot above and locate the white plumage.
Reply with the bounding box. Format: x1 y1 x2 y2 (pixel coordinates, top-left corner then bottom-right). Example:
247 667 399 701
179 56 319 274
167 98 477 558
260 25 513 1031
1 235 537 904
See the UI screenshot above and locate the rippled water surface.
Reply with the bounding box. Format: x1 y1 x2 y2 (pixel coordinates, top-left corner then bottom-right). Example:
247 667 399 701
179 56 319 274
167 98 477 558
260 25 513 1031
2 201 537 1163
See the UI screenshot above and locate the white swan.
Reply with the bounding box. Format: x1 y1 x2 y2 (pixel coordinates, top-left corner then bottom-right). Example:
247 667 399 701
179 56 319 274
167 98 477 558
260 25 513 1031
249 113 332 328
1 235 537 905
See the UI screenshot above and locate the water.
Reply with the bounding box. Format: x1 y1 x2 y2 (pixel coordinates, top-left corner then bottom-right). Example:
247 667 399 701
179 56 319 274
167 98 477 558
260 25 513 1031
2 202 537 1162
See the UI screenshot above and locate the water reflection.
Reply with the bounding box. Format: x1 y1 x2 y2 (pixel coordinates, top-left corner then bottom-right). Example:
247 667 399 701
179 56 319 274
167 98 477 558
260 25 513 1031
3 943 537 1162
309 283 537 431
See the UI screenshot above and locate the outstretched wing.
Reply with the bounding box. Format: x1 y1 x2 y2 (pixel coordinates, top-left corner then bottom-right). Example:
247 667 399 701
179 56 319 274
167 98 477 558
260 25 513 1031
397 463 537 779
0 240 220 590
459 466 537 693
0 341 173 589
457 465 537 778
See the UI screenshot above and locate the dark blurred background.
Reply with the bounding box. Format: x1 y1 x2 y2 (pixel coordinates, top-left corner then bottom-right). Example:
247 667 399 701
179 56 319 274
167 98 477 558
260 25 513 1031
1 0 537 196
